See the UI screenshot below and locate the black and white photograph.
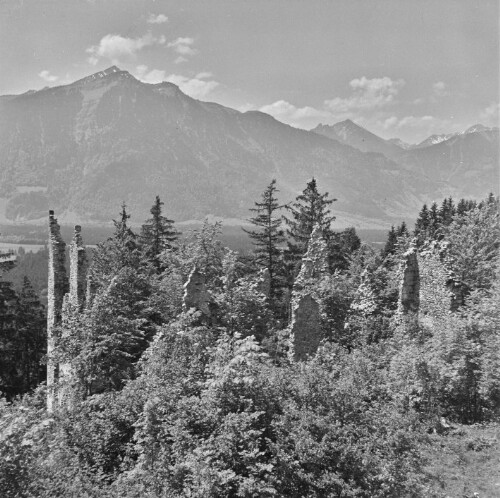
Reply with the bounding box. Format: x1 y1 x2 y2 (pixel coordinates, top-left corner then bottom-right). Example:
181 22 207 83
0 0 499 496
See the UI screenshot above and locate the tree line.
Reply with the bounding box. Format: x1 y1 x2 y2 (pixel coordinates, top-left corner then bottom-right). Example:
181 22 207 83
0 181 498 497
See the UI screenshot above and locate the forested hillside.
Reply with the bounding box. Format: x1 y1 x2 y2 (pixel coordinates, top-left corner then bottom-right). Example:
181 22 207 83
0 181 498 497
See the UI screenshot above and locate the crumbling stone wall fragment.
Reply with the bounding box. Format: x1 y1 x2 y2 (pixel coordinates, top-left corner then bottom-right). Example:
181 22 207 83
294 224 329 291
183 267 211 316
257 268 271 298
289 293 322 361
47 210 68 413
69 225 88 309
397 247 420 315
288 225 329 360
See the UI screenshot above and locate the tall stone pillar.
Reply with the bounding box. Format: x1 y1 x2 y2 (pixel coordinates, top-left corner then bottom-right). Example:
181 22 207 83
289 294 321 361
183 267 211 316
58 226 88 406
69 225 87 309
47 211 68 413
397 247 420 315
289 224 328 361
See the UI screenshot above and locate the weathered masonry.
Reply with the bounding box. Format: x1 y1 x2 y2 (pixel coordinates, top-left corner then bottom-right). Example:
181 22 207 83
47 212 88 412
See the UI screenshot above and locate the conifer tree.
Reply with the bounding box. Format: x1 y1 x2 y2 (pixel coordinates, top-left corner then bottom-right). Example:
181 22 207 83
140 196 180 271
382 225 398 258
414 204 429 243
439 197 455 226
396 221 408 237
457 198 476 216
284 178 336 262
243 179 286 299
91 203 142 286
428 201 440 239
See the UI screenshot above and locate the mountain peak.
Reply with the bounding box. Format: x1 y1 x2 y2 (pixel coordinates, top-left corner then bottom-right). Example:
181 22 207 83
71 66 133 87
463 123 489 134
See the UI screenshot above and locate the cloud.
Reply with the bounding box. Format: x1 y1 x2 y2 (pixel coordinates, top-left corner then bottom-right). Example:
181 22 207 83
147 13 168 24
174 56 188 64
376 114 462 142
432 81 450 99
86 32 166 63
479 102 500 127
38 70 58 82
167 37 197 56
166 72 218 99
325 76 405 113
259 100 331 128
135 65 167 84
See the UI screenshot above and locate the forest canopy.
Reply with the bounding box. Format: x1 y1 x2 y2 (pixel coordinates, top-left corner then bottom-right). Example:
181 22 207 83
0 183 499 497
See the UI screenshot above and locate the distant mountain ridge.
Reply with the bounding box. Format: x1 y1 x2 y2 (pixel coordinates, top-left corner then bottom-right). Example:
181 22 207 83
0 67 497 227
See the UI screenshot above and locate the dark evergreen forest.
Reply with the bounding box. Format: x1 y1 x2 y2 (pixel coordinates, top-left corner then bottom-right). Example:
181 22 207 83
0 181 499 497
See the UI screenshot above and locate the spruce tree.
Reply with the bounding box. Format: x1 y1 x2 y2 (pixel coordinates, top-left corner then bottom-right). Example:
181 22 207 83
396 221 408 237
428 201 440 240
140 196 179 270
284 178 336 261
243 179 286 300
414 204 429 243
382 225 398 258
90 203 143 287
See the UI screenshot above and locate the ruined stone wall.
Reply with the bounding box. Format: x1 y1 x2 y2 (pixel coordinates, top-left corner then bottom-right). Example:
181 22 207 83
183 267 211 316
397 247 420 315
69 225 88 309
289 225 328 361
47 211 68 413
289 294 322 361
294 224 329 291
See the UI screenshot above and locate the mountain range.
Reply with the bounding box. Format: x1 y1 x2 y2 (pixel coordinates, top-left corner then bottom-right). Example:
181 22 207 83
0 66 497 228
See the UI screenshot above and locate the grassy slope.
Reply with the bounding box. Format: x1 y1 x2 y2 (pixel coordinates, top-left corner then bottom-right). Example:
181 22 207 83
424 423 500 497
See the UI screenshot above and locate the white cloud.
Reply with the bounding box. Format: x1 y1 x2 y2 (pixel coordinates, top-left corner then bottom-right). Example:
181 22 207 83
479 102 500 127
325 76 405 113
135 65 167 84
259 100 331 128
167 37 197 56
38 70 58 82
431 81 450 99
86 32 166 63
376 114 461 142
166 72 218 99
174 56 188 64
147 13 168 24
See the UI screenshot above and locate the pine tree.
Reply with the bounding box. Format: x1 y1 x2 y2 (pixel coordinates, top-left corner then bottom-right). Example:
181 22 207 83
284 178 336 266
428 201 440 240
456 198 477 216
141 196 179 271
91 203 142 285
414 204 429 243
14 277 46 393
382 225 398 258
439 197 455 226
396 221 408 237
243 179 286 300
0 276 45 399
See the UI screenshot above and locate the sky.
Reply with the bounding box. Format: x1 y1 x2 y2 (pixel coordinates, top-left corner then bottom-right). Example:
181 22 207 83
0 0 498 143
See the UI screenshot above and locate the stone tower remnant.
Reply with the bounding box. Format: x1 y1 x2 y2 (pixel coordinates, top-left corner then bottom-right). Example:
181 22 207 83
183 267 211 316
68 225 88 309
47 211 68 413
397 246 420 315
289 294 322 361
47 212 89 412
293 224 329 290
289 225 328 361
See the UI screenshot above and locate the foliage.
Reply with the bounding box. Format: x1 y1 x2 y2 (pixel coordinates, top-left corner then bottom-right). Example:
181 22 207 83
243 179 286 302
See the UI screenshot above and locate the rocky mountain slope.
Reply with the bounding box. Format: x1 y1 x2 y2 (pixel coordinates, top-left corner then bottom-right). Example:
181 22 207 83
312 120 405 160
0 67 497 227
312 120 499 202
